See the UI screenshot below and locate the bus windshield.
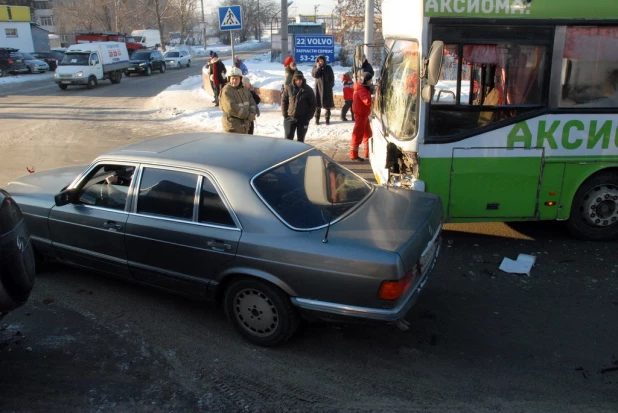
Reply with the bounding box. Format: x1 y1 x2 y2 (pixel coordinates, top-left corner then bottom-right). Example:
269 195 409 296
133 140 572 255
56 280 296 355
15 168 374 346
380 39 420 140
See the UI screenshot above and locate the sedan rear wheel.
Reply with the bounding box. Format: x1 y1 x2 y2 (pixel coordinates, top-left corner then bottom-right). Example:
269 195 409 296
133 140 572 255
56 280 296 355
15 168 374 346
224 278 300 346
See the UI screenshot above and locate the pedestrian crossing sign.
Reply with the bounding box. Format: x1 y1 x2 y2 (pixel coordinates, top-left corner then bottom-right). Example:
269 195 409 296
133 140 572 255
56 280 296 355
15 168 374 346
218 5 242 31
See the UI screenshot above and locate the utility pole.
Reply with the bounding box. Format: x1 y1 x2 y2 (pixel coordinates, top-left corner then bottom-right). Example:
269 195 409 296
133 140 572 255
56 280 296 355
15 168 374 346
363 0 374 65
200 0 207 47
281 0 288 62
314 5 319 21
257 0 261 40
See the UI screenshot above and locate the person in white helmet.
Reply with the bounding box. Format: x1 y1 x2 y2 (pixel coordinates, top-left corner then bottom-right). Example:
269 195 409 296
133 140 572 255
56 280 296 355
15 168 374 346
219 67 257 134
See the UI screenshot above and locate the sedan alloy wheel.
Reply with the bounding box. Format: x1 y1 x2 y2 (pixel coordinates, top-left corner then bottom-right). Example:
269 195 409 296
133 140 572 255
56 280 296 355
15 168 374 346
225 278 299 347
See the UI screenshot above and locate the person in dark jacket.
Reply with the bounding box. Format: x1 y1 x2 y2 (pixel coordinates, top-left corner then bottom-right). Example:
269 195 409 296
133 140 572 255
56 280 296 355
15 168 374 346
208 53 226 106
311 55 335 125
361 54 374 78
281 70 316 142
350 72 374 161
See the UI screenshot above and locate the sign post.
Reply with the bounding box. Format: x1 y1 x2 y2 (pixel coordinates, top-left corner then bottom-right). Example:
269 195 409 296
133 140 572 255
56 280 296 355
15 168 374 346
218 5 243 62
293 34 335 65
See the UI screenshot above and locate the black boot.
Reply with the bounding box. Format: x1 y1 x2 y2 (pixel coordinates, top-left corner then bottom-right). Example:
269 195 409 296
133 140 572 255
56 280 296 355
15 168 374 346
325 109 330 125
315 108 321 125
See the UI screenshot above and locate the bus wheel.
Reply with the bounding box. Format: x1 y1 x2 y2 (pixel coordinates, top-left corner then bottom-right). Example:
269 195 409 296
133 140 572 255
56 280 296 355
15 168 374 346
567 171 618 241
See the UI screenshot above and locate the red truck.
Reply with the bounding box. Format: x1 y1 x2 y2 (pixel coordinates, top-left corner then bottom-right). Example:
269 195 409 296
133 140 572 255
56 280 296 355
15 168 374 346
74 31 146 56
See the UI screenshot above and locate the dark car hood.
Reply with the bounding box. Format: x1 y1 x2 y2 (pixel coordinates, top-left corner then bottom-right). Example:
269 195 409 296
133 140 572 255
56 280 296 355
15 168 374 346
5 165 86 208
129 59 148 64
329 185 443 270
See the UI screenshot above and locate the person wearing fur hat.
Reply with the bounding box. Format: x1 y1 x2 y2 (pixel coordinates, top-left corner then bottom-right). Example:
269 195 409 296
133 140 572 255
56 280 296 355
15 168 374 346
208 52 226 106
349 72 374 161
361 54 374 78
311 55 335 125
220 67 257 134
281 70 316 142
341 72 355 122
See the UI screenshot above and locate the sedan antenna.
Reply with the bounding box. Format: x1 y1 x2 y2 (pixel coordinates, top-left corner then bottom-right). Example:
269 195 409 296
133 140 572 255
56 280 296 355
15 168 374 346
322 198 334 243
323 168 336 243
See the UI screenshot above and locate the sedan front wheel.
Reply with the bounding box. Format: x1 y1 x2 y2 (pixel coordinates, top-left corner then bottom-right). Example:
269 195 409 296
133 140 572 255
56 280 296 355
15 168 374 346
224 277 300 346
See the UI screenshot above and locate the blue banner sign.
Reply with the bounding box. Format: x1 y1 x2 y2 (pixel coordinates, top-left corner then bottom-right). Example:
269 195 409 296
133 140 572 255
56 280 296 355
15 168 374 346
294 35 335 65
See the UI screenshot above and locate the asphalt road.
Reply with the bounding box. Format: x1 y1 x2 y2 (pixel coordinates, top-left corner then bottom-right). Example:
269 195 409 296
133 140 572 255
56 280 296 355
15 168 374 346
0 48 617 413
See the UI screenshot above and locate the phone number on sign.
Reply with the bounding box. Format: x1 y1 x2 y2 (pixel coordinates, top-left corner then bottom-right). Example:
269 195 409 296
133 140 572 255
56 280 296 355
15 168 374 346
297 55 330 62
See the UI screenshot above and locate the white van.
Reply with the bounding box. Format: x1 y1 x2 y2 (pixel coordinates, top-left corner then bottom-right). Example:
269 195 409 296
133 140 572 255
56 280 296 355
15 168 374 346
131 30 162 49
54 42 130 90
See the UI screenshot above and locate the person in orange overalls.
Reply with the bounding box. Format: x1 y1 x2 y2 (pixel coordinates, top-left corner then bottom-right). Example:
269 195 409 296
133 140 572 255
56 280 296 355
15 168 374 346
349 72 373 161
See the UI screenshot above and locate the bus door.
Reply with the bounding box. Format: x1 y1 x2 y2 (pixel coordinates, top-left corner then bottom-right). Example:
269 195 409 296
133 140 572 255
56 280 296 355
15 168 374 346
448 147 543 219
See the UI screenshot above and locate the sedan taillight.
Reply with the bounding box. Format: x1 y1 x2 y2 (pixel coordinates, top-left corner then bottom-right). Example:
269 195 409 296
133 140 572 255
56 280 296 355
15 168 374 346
378 266 418 301
8 57 13 64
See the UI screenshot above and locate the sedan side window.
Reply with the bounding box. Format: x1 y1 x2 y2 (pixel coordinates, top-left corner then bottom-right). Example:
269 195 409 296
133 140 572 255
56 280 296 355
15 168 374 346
137 168 198 220
77 164 135 211
199 178 235 227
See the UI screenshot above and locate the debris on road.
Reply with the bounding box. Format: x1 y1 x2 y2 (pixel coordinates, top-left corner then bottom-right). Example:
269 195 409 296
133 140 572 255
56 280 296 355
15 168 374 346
499 254 537 276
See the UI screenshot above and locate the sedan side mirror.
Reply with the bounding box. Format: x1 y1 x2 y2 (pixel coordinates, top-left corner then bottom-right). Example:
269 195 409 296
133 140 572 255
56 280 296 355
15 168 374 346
54 188 78 206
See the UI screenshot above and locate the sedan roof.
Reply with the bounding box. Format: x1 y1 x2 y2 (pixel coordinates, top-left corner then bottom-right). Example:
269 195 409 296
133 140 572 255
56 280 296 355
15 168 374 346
101 133 312 177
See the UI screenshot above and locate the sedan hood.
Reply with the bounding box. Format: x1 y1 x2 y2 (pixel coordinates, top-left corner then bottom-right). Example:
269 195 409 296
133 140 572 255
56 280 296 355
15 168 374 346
129 59 148 64
28 59 47 65
5 165 86 207
329 186 443 271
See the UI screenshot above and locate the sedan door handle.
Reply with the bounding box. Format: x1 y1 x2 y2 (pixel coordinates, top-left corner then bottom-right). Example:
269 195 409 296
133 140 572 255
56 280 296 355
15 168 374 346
103 221 123 231
207 240 231 251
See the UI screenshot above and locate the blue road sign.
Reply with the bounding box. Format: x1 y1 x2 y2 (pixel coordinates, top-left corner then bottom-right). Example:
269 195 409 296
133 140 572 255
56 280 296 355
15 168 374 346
293 35 335 65
219 6 242 31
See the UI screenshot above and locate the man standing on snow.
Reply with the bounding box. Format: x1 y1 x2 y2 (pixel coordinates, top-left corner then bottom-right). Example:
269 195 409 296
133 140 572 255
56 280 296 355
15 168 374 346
220 67 257 134
311 55 335 125
349 72 374 162
208 53 226 106
281 70 316 142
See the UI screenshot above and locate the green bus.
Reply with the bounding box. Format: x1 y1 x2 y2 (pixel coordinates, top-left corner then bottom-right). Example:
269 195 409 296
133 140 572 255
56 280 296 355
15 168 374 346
368 0 618 240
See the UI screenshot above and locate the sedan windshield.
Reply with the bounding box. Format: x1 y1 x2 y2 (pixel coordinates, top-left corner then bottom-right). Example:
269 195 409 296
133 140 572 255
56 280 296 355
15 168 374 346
252 150 373 230
131 52 150 60
165 52 179 58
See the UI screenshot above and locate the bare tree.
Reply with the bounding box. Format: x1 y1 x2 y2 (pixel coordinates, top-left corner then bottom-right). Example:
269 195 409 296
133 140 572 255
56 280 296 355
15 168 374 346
334 0 382 46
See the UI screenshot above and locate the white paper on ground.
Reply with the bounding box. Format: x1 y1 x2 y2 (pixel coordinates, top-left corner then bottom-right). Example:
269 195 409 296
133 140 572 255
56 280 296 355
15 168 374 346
498 254 537 276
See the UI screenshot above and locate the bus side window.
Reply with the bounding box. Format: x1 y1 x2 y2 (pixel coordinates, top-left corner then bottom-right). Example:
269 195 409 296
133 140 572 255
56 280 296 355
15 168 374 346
560 26 618 108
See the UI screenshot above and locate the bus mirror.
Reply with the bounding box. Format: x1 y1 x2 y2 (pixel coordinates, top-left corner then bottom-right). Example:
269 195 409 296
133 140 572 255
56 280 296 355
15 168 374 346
427 41 444 86
421 85 433 103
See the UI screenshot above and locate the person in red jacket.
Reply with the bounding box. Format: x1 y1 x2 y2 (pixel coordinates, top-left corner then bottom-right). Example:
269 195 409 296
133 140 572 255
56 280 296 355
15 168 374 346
340 72 354 122
350 72 373 161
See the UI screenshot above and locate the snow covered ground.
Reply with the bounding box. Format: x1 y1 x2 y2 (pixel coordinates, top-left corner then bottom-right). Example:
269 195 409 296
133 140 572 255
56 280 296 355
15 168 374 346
1 40 361 152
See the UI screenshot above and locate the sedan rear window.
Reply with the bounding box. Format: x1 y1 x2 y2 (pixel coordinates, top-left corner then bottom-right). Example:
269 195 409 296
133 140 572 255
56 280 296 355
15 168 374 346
252 150 372 230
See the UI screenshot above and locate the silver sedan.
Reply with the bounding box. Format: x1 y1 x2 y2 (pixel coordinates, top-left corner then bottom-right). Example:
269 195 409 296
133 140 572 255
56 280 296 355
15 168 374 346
163 50 191 68
4 133 443 346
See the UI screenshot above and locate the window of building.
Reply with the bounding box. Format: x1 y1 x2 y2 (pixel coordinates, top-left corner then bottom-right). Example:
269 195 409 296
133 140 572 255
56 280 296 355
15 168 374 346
560 26 618 108
34 1 52 10
5 28 18 38
40 16 54 26
137 168 197 220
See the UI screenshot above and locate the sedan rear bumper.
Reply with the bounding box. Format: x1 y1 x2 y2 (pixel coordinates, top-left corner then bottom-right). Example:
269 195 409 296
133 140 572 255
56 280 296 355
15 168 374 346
292 236 442 322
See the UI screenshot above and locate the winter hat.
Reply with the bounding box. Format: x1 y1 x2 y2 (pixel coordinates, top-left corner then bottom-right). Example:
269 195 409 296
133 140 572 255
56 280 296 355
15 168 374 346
209 50 214 57
363 72 373 84
212 52 218 58
284 56 294 67
227 67 243 78
342 71 352 81
293 70 304 79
